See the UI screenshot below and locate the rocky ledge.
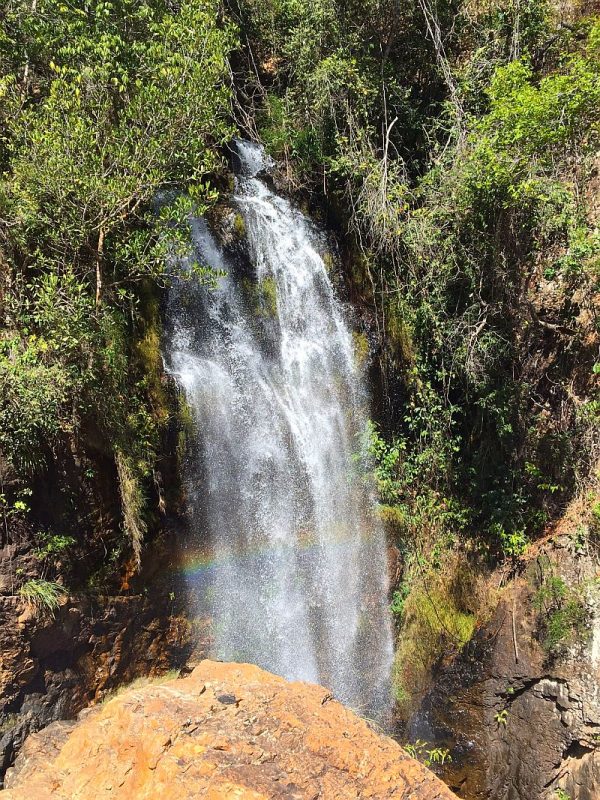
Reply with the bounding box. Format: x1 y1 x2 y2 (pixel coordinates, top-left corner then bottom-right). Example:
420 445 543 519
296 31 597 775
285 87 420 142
1 660 457 800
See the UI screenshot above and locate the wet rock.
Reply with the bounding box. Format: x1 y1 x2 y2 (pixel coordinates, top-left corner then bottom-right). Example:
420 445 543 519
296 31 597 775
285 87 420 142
2 660 459 800
408 534 600 799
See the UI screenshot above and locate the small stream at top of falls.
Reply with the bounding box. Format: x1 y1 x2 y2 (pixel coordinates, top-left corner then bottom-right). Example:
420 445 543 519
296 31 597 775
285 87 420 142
165 140 394 715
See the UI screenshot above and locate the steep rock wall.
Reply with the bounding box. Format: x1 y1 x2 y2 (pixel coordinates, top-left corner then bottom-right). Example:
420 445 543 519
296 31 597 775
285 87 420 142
409 531 600 799
0 536 199 785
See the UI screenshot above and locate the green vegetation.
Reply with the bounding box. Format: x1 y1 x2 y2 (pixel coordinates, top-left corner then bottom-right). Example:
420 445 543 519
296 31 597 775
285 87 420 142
592 501 600 530
352 331 370 370
0 0 236 575
231 0 599 712
235 0 599 552
495 527 529 561
231 0 600 704
392 577 476 711
0 714 18 735
532 572 589 654
34 532 76 559
404 739 452 768
241 275 278 319
494 709 509 726
0 0 598 735
232 212 247 238
18 578 65 615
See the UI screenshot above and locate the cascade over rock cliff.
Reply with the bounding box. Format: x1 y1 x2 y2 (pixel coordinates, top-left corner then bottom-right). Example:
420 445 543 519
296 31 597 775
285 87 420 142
2 660 457 800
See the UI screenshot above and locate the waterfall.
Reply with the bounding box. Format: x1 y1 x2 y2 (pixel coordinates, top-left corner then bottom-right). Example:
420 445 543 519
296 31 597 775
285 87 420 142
165 140 393 714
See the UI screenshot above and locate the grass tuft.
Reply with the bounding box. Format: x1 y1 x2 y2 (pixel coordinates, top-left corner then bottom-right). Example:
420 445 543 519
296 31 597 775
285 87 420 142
18 579 65 616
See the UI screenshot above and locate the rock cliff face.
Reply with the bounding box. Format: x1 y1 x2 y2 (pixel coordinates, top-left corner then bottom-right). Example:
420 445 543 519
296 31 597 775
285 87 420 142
409 531 600 800
2 660 458 800
0 367 189 784
0 536 202 784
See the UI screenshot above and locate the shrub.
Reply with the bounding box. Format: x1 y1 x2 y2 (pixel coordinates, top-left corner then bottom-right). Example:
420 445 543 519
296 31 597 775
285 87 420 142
533 573 588 654
544 600 587 653
390 584 410 617
495 526 529 561
0 0 236 561
34 533 76 559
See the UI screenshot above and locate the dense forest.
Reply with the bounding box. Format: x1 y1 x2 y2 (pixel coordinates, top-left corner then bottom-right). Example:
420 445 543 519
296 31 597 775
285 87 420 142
0 0 599 796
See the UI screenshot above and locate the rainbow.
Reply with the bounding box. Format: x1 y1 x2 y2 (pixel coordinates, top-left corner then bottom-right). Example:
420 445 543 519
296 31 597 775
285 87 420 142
170 522 379 582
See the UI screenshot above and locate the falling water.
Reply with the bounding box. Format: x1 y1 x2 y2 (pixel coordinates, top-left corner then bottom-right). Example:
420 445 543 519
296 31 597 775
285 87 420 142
165 140 393 714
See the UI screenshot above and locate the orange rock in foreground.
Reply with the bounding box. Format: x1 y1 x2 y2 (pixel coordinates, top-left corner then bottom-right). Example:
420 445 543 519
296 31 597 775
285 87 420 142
2 660 458 800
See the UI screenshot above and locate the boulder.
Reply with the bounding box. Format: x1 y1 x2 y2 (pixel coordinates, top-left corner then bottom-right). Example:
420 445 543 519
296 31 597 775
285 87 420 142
2 660 458 800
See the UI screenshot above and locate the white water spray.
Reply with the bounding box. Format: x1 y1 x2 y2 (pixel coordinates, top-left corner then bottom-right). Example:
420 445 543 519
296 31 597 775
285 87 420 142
166 141 393 713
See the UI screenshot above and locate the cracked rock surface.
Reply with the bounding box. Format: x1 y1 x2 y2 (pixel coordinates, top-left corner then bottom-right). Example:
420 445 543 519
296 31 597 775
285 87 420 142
408 533 600 800
1 660 458 800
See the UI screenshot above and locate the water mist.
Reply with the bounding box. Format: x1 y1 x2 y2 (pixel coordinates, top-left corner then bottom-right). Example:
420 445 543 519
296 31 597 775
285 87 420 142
165 141 393 714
